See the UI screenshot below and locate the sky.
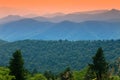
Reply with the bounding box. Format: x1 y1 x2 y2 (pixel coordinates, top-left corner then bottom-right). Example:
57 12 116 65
0 0 120 17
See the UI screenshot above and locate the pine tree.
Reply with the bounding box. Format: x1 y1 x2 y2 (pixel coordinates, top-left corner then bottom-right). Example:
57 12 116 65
9 50 25 80
90 47 109 80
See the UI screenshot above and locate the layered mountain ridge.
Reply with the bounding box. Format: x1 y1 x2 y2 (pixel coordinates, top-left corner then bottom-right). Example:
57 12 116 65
0 9 120 41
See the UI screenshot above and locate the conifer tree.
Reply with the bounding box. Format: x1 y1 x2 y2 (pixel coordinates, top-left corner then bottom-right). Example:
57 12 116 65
90 47 109 80
9 50 25 80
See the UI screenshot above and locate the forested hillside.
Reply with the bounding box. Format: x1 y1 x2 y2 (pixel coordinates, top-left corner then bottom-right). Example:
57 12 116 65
0 40 8 46
0 39 120 72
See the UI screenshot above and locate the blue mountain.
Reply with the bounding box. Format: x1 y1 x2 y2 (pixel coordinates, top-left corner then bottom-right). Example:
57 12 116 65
0 18 120 41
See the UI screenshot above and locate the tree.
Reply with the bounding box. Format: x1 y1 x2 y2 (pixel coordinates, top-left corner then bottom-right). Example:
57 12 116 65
84 66 96 80
0 67 15 80
60 67 73 80
44 71 55 80
27 74 47 80
90 47 109 80
73 67 88 80
9 50 25 80
32 68 38 75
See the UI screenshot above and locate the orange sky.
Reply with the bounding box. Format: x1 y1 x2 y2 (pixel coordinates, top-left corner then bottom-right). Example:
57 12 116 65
0 0 120 16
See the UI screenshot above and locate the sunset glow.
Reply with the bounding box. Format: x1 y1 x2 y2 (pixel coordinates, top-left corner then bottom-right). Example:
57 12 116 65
0 0 120 16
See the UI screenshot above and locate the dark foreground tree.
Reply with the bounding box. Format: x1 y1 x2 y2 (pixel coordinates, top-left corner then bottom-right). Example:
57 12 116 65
9 50 25 80
60 67 73 80
90 47 109 80
44 71 55 80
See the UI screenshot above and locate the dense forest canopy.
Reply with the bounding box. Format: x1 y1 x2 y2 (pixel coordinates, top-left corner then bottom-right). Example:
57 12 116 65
0 39 120 73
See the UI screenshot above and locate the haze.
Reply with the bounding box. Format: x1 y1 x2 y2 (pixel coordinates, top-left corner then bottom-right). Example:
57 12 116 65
0 0 120 18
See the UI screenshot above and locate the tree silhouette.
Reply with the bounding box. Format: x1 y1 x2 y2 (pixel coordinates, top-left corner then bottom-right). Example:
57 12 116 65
9 50 25 80
90 47 108 80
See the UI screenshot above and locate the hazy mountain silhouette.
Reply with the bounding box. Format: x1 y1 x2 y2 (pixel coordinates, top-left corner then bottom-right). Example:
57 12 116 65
0 18 120 41
0 15 23 24
1 9 120 23
0 9 120 41
43 12 65 17
0 19 54 41
34 9 120 22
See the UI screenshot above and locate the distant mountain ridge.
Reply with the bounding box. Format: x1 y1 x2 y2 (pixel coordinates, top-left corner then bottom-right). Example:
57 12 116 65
33 9 120 22
0 9 120 23
0 19 120 41
0 15 23 24
0 9 120 41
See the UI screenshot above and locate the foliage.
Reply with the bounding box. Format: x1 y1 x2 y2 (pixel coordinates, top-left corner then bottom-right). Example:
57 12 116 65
9 50 25 80
110 57 120 76
109 76 120 80
60 67 74 80
73 67 88 80
0 40 120 72
84 66 96 80
0 43 120 80
44 71 55 80
27 73 47 80
89 47 109 80
0 67 15 80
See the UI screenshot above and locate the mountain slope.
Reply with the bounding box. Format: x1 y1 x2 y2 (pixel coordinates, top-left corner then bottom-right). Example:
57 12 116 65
0 15 23 24
1 9 120 41
0 39 8 46
0 40 120 72
40 21 120 40
0 19 54 41
0 19 120 41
